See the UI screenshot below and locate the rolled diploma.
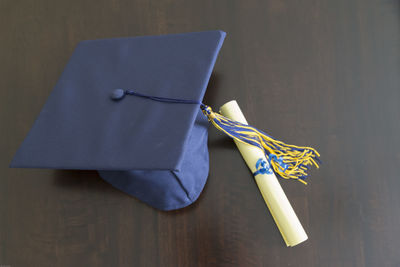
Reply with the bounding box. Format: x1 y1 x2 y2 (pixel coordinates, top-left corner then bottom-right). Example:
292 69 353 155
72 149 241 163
219 100 308 247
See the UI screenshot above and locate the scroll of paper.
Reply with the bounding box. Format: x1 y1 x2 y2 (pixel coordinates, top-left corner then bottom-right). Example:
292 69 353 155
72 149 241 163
219 100 308 247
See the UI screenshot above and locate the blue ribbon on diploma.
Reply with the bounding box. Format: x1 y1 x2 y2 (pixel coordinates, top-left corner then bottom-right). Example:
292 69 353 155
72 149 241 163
253 158 273 176
253 155 289 177
269 154 289 172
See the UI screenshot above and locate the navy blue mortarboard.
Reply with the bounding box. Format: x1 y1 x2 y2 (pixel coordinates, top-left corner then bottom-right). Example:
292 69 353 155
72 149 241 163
11 30 321 212
11 31 226 210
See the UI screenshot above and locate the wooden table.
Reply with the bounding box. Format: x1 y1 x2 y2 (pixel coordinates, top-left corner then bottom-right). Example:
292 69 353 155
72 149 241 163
1 0 399 266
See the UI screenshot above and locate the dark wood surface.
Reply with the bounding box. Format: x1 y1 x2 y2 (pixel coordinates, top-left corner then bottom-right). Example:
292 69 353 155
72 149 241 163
1 0 399 266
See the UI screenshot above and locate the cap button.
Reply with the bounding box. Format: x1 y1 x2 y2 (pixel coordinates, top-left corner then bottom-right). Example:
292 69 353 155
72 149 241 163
111 89 125 101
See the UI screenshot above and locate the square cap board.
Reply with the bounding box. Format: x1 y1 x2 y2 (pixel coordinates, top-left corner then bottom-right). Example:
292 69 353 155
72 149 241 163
11 30 226 210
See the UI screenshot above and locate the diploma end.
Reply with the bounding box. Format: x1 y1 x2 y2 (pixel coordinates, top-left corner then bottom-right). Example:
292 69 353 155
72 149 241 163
219 100 238 113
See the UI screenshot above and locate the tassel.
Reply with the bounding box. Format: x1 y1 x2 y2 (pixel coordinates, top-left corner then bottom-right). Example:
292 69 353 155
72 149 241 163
111 89 320 184
200 104 320 184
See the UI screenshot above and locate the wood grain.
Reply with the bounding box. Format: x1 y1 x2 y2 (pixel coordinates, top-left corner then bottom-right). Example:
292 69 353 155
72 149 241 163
1 0 399 266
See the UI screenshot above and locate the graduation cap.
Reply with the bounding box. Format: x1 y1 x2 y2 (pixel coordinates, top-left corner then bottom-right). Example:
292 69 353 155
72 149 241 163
11 31 320 211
